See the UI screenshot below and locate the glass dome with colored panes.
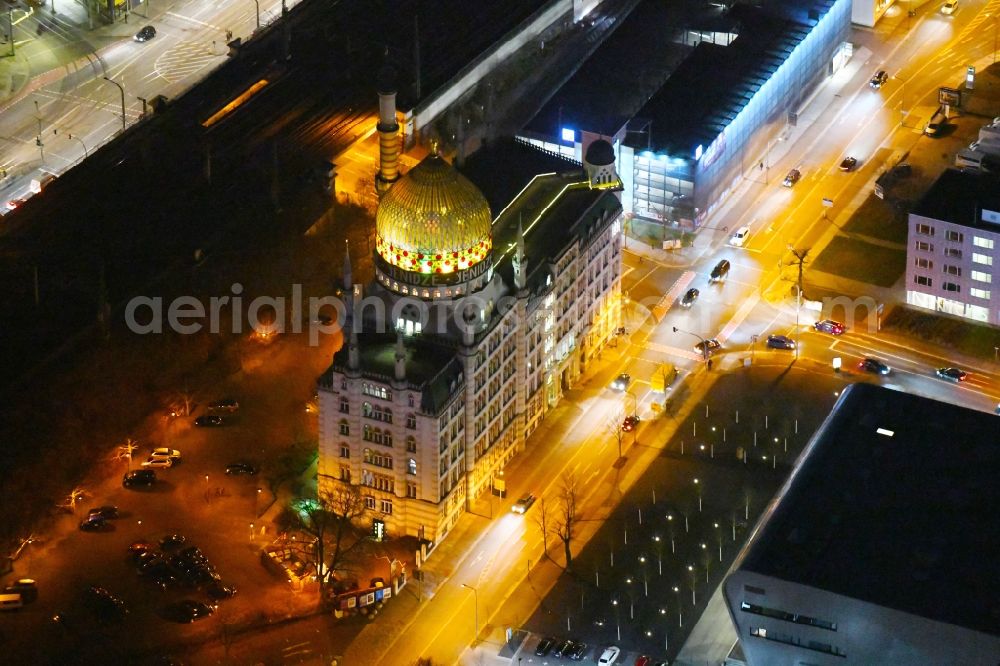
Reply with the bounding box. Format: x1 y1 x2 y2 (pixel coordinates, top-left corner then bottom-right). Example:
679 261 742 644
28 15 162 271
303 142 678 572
374 150 493 297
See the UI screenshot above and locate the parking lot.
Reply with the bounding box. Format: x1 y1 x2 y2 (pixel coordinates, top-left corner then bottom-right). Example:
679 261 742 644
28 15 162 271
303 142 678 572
515 366 843 663
1 330 337 662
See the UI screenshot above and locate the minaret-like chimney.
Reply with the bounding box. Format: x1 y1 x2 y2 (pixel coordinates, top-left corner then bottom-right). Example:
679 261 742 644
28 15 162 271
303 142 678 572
348 327 360 371
394 332 407 382
375 54 401 198
513 218 527 291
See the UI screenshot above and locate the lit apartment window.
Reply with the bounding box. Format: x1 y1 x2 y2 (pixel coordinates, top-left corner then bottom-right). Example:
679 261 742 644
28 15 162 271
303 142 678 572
916 224 934 236
973 252 993 266
915 240 933 252
973 236 995 249
945 230 963 243
943 282 961 293
971 271 992 283
970 288 991 299
915 275 932 287
408 458 417 475
914 258 933 269
943 265 962 276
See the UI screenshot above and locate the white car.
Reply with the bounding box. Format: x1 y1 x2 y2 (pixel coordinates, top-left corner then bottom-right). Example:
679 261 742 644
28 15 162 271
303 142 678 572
598 646 620 665
141 457 173 469
941 0 958 14
730 226 750 247
150 448 181 461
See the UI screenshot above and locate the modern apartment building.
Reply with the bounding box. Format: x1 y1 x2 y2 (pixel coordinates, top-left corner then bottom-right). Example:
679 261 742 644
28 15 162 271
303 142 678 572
906 168 1000 325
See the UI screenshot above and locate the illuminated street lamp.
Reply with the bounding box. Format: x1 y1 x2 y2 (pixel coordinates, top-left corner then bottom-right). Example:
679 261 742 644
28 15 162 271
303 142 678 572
461 583 479 644
672 326 710 364
102 76 126 132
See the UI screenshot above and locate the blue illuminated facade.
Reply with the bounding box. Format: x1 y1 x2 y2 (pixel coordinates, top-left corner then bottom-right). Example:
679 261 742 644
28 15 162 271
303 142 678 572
623 0 852 225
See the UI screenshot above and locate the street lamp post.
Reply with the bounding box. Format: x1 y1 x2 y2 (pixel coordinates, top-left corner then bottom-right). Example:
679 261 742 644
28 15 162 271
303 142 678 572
672 326 710 365
785 246 810 359
252 0 260 28
67 133 88 157
461 583 479 644
103 77 126 132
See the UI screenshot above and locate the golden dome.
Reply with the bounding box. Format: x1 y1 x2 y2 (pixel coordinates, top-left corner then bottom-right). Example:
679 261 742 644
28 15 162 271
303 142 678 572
375 154 492 277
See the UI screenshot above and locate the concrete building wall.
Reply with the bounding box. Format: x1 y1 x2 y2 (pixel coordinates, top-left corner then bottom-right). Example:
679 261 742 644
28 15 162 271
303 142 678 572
906 212 1000 325
851 0 895 28
724 570 1000 665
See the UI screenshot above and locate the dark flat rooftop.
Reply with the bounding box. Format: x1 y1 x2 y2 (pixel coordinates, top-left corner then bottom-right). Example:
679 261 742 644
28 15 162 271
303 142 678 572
326 332 463 414
626 3 815 155
524 0 693 138
910 168 1000 232
740 383 1000 636
462 138 618 291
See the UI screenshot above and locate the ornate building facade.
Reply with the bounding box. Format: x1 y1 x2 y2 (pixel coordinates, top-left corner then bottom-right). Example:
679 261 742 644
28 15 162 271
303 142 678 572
316 75 624 544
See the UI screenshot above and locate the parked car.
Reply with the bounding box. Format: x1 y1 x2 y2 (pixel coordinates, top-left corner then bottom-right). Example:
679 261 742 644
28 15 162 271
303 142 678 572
123 469 156 488
134 25 156 41
141 456 173 469
165 600 216 623
598 646 621 665
194 415 225 427
869 70 888 89
208 398 239 413
150 448 181 462
729 226 750 247
512 493 537 514
935 367 968 382
84 586 128 623
225 462 258 476
622 415 639 432
839 156 858 171
709 259 730 282
160 534 187 550
554 639 576 657
859 357 891 375
3 579 37 603
611 373 631 391
569 642 589 660
535 637 556 656
79 515 110 532
813 319 845 335
680 288 699 308
128 541 155 562
766 334 796 350
88 505 119 520
205 582 237 600
635 657 652 666
941 0 958 14
693 339 721 356
782 168 801 187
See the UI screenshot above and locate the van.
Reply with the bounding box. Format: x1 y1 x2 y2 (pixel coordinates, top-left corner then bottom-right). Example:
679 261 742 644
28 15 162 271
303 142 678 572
29 172 56 194
924 108 948 136
710 259 731 282
0 593 23 611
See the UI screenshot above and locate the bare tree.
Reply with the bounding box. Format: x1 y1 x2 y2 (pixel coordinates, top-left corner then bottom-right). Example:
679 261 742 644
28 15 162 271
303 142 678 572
291 484 369 597
553 476 579 570
607 410 626 460
534 497 552 558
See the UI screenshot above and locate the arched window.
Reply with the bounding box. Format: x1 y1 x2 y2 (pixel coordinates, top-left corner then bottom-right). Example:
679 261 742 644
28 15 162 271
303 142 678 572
406 413 417 429
384 431 393 447
383 408 393 424
363 424 372 441
364 448 373 463
406 436 417 453
408 458 417 475
362 402 373 418
339 419 350 436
